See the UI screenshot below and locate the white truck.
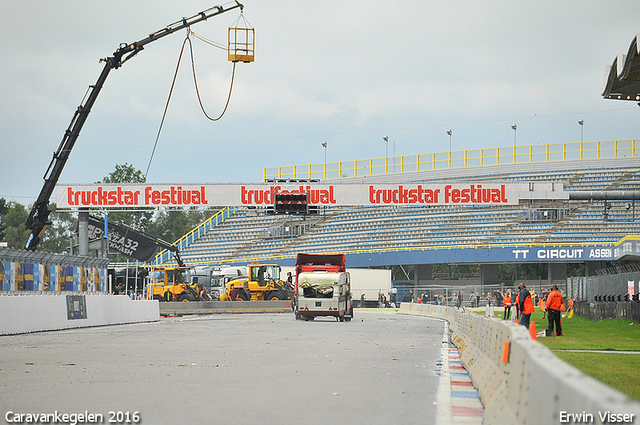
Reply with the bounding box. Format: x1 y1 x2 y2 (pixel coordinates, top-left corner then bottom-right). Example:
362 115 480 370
190 265 247 300
297 271 353 321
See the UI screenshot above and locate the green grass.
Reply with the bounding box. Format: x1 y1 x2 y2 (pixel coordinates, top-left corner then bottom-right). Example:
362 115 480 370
533 310 640 351
553 351 640 400
474 307 640 399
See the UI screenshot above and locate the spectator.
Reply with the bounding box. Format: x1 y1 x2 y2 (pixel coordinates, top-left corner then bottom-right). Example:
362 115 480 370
494 289 504 307
469 292 477 308
360 293 366 308
484 292 493 306
544 284 564 336
531 289 539 306
403 290 412 303
421 291 429 305
503 290 513 320
517 283 535 329
475 292 480 308
454 291 462 309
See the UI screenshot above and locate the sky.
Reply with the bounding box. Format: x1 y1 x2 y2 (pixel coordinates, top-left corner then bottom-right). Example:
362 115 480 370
1 0 640 205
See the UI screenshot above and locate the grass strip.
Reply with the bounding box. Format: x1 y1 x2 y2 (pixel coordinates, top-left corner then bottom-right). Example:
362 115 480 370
553 351 640 400
473 306 640 399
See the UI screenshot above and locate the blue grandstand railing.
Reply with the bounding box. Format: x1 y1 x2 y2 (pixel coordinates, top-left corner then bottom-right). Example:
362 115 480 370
154 206 239 265
264 139 639 181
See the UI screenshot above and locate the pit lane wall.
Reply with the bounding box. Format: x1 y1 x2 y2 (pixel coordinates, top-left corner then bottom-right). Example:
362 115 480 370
399 303 640 425
0 293 159 335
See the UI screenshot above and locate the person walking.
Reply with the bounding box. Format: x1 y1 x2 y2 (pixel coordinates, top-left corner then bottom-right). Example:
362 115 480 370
517 283 535 329
545 285 564 336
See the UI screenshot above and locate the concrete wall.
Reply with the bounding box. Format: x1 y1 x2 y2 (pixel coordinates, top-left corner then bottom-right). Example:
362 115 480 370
0 293 159 335
399 303 640 425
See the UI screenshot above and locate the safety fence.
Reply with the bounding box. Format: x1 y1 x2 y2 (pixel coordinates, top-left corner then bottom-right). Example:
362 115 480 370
0 248 109 292
573 301 640 323
399 303 640 425
264 139 640 181
568 270 640 302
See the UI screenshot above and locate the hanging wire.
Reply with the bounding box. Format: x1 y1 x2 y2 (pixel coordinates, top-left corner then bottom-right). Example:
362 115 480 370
145 35 189 179
189 31 227 51
145 29 238 178
187 29 237 122
230 12 253 33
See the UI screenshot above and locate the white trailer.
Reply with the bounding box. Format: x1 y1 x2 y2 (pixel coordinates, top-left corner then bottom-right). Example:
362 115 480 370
297 271 353 321
283 266 392 306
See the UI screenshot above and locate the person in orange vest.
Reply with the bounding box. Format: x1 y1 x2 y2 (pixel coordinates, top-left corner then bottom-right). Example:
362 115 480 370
503 290 513 320
545 284 564 336
517 283 535 329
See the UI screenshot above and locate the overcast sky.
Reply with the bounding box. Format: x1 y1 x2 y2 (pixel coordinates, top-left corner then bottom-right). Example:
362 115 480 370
1 0 639 205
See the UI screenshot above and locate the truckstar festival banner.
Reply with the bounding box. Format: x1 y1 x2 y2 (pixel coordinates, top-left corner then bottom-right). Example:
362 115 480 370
56 182 564 208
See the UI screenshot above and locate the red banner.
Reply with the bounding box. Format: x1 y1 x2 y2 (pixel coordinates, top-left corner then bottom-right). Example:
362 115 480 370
56 182 565 208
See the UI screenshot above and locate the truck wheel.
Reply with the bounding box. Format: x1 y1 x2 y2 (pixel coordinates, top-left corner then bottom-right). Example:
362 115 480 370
152 295 164 302
236 292 248 301
178 293 196 302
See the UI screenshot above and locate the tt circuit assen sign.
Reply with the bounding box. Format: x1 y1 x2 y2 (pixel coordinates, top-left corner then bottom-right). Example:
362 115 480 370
56 182 565 208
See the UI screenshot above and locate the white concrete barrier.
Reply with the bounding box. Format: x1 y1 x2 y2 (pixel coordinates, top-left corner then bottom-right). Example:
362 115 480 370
0 292 159 335
399 303 640 425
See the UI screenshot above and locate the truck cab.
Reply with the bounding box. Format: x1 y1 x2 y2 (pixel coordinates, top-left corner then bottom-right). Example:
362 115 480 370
191 265 247 300
297 271 353 321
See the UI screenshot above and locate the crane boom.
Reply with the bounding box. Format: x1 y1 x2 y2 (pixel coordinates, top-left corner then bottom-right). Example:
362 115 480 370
25 2 243 251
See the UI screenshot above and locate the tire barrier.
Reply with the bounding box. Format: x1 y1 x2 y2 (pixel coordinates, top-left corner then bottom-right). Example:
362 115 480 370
159 300 293 316
0 292 159 335
399 303 640 425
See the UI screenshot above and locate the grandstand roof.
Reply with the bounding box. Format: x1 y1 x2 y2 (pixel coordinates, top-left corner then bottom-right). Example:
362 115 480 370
602 34 640 101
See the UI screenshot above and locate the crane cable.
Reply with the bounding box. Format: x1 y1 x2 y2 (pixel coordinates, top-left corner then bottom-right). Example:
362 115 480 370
145 35 188 179
145 30 237 179
187 28 237 122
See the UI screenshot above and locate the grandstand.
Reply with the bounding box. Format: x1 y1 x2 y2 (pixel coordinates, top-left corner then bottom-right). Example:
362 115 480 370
157 140 640 286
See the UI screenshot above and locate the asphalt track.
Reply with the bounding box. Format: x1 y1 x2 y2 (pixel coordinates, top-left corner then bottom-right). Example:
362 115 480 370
1 311 449 425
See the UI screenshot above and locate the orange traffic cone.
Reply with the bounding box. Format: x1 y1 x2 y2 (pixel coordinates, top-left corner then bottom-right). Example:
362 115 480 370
529 321 537 341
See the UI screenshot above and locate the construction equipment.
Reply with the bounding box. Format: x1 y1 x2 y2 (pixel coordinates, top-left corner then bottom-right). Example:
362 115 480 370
220 264 293 301
294 253 353 321
191 265 247 300
25 2 244 251
147 264 211 302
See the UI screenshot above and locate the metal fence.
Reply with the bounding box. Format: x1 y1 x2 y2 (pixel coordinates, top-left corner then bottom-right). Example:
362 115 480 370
567 271 640 302
0 248 109 292
387 281 565 310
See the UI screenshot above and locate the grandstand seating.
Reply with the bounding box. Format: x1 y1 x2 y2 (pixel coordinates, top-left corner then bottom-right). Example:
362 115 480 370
175 159 640 265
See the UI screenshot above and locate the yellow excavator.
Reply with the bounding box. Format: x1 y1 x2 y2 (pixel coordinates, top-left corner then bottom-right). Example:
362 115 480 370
147 251 211 302
220 264 293 301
